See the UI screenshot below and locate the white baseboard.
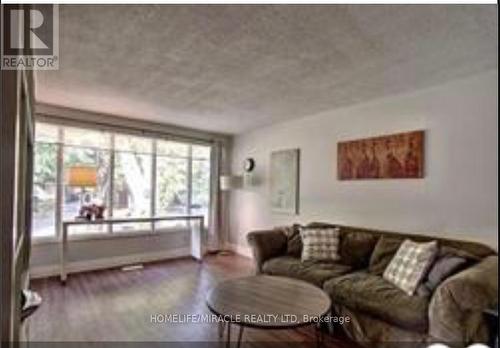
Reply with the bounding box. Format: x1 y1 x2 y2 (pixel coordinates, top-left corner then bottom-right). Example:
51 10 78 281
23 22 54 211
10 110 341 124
225 242 253 258
29 247 191 279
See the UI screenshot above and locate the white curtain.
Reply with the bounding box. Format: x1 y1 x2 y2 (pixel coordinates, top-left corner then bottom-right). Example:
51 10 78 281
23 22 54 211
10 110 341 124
207 140 230 251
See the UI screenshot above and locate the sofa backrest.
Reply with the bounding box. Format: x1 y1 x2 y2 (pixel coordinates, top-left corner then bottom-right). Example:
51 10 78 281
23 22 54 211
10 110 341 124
307 222 497 260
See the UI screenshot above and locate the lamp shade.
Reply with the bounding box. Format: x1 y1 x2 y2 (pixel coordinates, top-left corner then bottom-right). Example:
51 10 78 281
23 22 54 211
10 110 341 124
219 175 242 191
66 166 97 187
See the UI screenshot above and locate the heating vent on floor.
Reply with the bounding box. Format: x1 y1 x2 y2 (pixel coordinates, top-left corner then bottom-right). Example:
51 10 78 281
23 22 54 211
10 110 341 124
121 264 144 272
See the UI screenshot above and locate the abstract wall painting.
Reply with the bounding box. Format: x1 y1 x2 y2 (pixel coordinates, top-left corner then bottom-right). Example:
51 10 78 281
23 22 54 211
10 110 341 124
270 149 300 214
338 130 424 180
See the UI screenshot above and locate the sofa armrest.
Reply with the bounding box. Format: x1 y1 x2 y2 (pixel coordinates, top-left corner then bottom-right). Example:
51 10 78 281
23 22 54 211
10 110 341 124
246 229 287 274
429 255 498 344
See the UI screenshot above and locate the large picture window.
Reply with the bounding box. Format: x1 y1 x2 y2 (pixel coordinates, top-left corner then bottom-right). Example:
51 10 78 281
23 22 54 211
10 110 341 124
32 121 212 240
155 140 188 230
113 134 153 233
33 124 58 238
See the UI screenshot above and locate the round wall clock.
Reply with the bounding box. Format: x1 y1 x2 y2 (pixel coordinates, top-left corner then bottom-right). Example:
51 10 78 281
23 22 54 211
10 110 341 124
243 158 255 172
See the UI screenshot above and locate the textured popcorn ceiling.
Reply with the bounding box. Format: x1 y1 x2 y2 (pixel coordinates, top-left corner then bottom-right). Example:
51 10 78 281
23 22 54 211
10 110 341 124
35 5 498 134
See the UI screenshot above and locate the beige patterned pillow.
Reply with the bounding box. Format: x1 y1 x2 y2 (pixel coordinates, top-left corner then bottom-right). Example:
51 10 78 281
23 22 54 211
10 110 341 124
383 239 438 296
300 227 340 262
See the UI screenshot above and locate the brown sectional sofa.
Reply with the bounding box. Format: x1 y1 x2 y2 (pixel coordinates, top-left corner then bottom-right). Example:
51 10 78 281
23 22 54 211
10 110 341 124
247 223 498 348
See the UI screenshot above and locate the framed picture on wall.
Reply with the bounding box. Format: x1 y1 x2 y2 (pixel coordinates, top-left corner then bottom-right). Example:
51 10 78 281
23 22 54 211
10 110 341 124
338 130 424 180
270 148 300 214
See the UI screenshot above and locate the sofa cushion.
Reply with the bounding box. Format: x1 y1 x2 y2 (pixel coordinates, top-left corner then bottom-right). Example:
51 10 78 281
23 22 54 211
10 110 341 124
323 272 429 332
280 224 303 257
262 256 352 287
369 236 403 275
383 240 438 296
439 245 483 262
338 224 496 260
273 225 303 257
340 229 379 269
416 254 468 297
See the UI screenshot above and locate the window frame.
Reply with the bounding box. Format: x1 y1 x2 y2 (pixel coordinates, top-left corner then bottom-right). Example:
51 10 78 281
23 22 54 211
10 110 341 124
32 121 212 244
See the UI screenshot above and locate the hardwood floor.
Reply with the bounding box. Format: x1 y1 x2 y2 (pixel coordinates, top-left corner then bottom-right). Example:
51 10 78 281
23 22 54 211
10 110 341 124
28 254 356 347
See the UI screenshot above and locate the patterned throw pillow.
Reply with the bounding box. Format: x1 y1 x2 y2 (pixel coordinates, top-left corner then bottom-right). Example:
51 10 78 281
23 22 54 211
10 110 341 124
383 239 438 296
300 227 341 262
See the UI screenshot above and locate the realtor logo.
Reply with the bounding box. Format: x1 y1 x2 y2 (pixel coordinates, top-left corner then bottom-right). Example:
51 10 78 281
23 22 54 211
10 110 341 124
1 4 59 70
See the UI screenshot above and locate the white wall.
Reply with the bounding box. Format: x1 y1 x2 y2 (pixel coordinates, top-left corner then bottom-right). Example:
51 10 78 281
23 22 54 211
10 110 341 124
229 71 498 253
